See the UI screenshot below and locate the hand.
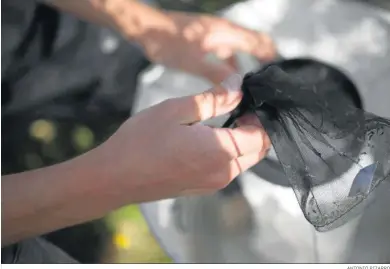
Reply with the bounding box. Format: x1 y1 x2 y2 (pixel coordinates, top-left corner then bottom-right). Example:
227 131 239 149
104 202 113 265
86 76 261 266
96 74 270 203
50 1 276 83
135 11 277 84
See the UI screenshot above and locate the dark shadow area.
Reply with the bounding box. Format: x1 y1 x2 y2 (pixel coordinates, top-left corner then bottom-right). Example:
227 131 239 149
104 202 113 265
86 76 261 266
2 2 150 263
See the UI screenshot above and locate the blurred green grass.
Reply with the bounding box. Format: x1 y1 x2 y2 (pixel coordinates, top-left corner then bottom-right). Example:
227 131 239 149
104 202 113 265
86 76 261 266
105 205 173 263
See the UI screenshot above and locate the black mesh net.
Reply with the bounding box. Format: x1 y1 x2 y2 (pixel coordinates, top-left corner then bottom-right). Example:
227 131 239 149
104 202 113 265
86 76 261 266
223 58 390 232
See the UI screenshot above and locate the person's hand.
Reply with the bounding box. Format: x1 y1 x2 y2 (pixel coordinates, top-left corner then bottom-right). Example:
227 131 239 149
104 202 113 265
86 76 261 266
95 74 270 203
134 11 277 84
50 1 276 83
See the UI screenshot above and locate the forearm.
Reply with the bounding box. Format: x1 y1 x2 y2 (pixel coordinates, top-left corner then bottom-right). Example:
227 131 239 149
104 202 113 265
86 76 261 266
1 150 120 246
45 0 175 43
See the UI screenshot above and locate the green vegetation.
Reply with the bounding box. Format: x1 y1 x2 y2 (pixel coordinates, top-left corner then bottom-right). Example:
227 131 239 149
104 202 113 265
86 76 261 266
105 205 172 263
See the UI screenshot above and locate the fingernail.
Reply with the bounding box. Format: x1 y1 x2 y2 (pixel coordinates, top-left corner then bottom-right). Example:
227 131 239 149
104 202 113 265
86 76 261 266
221 73 243 92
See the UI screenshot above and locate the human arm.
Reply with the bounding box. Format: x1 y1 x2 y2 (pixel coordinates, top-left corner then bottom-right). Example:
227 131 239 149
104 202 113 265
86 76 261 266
1 150 116 247
1 74 270 246
44 0 276 83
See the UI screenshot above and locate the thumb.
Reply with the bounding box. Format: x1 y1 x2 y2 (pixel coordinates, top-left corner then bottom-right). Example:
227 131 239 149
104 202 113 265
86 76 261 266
175 73 243 125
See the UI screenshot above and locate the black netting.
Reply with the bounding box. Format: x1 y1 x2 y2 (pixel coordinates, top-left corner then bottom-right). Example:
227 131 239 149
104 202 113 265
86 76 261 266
223 58 390 231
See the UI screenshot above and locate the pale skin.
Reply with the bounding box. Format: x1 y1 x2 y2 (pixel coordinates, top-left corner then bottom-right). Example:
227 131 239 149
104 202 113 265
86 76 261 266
1 0 275 246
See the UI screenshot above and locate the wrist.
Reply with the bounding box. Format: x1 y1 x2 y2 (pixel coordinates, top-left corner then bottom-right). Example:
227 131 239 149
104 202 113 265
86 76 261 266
74 147 128 212
91 137 174 205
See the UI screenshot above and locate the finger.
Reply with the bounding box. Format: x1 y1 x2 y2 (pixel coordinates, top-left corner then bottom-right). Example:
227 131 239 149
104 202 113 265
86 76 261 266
236 113 262 128
230 29 276 62
193 58 237 85
229 149 269 179
208 27 277 62
213 125 271 159
249 32 277 62
174 73 243 125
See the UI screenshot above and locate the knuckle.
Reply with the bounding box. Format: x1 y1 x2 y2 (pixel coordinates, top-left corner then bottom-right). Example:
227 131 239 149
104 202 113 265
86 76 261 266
195 91 216 120
197 90 214 105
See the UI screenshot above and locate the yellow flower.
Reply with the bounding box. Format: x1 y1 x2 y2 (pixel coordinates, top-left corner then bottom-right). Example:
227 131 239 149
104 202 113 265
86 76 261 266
114 233 131 250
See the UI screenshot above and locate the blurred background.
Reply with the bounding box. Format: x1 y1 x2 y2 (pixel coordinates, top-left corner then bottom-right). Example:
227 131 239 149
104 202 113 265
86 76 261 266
2 0 390 264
